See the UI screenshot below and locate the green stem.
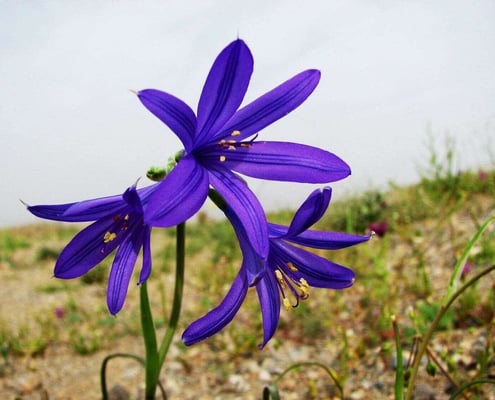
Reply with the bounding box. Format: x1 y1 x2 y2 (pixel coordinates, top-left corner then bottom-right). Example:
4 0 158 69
392 316 404 400
158 222 186 367
404 264 495 400
141 281 159 400
101 353 145 400
140 222 186 399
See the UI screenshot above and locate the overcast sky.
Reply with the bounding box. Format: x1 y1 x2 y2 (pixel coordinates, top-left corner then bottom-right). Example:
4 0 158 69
2 1 494 227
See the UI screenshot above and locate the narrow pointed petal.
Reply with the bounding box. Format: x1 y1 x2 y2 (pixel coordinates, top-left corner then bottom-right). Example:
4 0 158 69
211 141 350 183
196 39 253 145
54 217 124 278
256 269 281 349
137 89 197 152
217 69 320 142
28 196 126 222
225 206 266 285
272 241 355 289
27 185 157 222
138 226 152 284
208 166 268 258
284 187 331 238
182 270 248 346
144 156 209 227
288 230 372 250
107 227 142 314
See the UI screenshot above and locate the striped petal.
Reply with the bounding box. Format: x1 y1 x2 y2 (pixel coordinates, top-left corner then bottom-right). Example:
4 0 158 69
256 269 281 349
225 205 267 285
54 217 125 278
216 69 320 142
107 226 144 315
283 187 331 238
137 89 197 152
182 269 248 346
288 230 372 250
195 39 253 146
144 156 209 227
208 141 350 183
208 166 268 259
272 240 355 289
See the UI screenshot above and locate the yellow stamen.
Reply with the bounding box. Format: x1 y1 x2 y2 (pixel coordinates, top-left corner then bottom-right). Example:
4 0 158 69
231 130 241 136
275 269 286 287
287 262 298 272
283 297 291 311
103 232 117 243
298 278 310 298
219 155 226 162
228 145 236 151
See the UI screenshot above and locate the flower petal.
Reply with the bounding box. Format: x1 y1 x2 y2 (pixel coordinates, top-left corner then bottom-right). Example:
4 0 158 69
27 185 157 222
209 141 350 183
195 39 253 146
137 89 197 152
288 230 372 250
284 187 331 238
182 269 248 346
225 206 267 285
256 269 281 349
217 69 320 142
107 226 143 315
54 217 124 278
138 226 152 284
208 166 268 258
271 241 355 289
28 196 126 222
144 156 209 227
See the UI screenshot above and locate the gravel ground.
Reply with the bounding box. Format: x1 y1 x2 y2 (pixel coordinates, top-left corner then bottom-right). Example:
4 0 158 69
1 195 495 399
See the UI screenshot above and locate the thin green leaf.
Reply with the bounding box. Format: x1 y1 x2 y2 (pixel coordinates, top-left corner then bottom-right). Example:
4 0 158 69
444 216 495 305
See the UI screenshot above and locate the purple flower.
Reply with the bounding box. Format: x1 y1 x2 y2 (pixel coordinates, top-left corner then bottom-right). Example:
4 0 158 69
369 220 388 237
137 39 351 282
27 184 157 315
182 187 370 348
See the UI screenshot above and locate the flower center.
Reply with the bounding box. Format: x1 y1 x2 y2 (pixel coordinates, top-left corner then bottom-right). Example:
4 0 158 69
217 130 257 162
101 214 131 253
274 265 310 311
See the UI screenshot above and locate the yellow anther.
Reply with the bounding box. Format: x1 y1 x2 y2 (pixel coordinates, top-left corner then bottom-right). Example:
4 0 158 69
103 232 117 243
283 297 291 311
287 262 298 272
275 269 284 284
226 140 236 144
231 130 241 136
228 145 236 151
219 139 226 145
219 155 226 162
124 214 129 220
240 143 251 148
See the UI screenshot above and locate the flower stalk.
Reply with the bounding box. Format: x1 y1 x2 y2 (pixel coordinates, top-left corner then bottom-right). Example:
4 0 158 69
141 222 185 399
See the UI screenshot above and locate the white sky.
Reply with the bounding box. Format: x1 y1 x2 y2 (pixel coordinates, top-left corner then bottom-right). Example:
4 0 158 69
2 0 494 227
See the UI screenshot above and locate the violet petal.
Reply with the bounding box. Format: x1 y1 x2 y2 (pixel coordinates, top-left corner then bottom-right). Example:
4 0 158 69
217 69 320 142
182 269 248 346
144 156 209 227
137 89 197 152
208 141 351 183
195 39 253 146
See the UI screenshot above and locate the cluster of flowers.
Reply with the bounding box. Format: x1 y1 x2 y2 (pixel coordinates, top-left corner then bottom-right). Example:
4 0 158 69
28 39 370 348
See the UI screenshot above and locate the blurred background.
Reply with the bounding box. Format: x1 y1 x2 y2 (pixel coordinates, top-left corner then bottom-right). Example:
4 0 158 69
2 0 494 227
